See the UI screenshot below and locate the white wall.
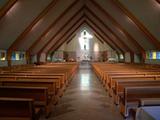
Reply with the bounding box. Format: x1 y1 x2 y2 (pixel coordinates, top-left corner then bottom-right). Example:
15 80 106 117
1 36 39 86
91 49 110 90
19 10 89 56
134 54 141 63
125 52 131 63
40 53 46 62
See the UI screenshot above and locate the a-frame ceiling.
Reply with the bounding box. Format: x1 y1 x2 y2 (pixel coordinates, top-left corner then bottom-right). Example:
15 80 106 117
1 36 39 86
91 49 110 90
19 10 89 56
0 0 159 56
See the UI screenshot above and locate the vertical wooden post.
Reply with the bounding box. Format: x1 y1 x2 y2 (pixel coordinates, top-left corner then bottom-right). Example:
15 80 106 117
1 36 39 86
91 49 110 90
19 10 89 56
130 52 134 63
25 51 30 64
7 50 12 67
37 53 41 64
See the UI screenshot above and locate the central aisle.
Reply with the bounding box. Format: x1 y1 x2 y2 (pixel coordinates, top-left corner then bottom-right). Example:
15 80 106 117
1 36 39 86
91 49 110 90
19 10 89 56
44 63 123 120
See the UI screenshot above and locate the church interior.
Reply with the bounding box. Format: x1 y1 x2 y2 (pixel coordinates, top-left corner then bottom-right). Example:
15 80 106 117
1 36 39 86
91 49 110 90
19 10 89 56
0 0 160 120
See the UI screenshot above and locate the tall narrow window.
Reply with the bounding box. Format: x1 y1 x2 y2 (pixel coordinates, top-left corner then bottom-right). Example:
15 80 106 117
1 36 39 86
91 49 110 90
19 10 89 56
79 30 93 50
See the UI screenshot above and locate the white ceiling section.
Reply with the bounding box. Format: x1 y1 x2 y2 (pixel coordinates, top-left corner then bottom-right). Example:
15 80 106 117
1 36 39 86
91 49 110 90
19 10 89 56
85 9 129 52
0 0 53 49
119 0 160 42
31 1 84 55
44 12 85 54
0 0 159 56
85 19 122 53
94 0 155 50
17 0 76 51
86 1 139 53
48 19 85 53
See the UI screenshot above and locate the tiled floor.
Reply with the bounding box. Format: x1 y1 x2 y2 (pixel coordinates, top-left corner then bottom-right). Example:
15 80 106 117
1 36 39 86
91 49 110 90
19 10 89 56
41 63 123 120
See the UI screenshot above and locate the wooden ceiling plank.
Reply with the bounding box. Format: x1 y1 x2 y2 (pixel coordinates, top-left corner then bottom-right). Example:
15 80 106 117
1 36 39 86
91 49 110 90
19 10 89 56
8 0 59 52
111 0 160 49
28 0 79 53
90 0 144 53
0 0 17 20
37 7 84 55
85 6 132 52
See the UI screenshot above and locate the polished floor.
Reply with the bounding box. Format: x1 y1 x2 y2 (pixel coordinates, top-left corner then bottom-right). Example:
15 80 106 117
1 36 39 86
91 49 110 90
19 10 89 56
41 63 123 120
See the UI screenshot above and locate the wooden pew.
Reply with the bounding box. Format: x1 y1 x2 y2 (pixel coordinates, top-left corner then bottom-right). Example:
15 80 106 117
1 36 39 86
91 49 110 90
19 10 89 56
108 75 160 96
113 80 160 105
0 97 41 120
0 86 52 117
119 86 160 117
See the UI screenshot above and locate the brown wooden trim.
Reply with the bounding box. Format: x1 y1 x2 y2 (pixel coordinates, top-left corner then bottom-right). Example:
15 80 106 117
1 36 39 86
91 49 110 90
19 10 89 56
37 7 84 55
111 0 160 49
28 0 80 53
85 15 125 53
156 0 160 3
54 33 78 51
85 6 132 52
85 20 121 53
85 22 116 51
47 17 85 54
89 0 144 53
8 0 59 51
0 0 17 20
94 34 104 44
66 34 76 44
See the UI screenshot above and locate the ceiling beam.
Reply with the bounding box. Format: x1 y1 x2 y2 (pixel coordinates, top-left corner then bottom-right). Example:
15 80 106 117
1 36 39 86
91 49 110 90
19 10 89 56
84 22 116 50
28 0 79 53
93 34 104 44
47 19 85 53
111 0 160 49
37 7 84 55
0 0 17 20
85 15 125 53
54 33 78 51
155 0 160 4
85 20 121 53
66 34 76 44
8 0 59 52
84 6 132 52
89 0 144 53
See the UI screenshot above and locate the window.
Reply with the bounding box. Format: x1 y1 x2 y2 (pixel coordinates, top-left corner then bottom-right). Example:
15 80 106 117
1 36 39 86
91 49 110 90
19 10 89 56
0 51 6 60
11 52 25 60
145 51 160 60
79 30 93 50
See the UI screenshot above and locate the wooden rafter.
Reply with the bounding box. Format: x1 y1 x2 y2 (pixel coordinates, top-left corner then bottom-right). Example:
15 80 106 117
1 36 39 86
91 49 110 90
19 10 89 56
54 33 78 51
37 7 84 55
89 0 144 53
0 0 17 20
111 0 160 49
28 0 79 53
85 20 119 52
94 34 104 44
155 0 160 4
47 19 84 54
84 6 132 52
85 15 125 53
66 34 76 44
84 20 121 53
8 0 59 52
